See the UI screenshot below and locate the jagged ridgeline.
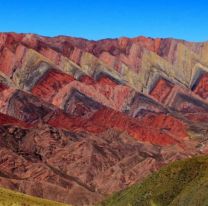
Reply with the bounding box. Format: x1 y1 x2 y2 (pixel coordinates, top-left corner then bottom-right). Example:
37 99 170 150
0 33 208 205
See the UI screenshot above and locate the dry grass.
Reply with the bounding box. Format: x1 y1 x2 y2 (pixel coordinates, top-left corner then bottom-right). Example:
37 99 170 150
0 187 70 206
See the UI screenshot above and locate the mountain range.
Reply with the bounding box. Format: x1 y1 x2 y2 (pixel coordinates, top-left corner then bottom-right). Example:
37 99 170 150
0 32 208 205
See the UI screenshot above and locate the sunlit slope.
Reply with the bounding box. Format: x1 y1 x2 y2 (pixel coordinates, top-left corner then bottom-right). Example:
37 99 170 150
0 187 70 206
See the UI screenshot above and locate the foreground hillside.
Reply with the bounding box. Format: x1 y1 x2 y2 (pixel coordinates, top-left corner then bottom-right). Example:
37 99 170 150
0 187 69 206
99 155 208 206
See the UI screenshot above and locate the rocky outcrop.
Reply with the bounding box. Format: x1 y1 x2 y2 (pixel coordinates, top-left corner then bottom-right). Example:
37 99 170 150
0 125 198 205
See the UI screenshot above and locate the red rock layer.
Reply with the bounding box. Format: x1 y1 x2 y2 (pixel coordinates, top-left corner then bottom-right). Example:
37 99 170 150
31 69 74 102
49 108 188 146
193 73 208 100
150 78 174 103
0 113 31 128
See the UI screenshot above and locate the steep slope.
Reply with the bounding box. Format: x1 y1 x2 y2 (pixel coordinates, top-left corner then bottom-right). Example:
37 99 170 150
98 155 208 206
0 124 193 205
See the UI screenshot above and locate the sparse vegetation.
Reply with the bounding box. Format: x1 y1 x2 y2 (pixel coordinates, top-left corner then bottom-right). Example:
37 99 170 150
0 187 69 206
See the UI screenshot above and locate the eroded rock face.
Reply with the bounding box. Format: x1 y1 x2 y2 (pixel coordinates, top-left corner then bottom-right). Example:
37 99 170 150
0 125 198 205
0 32 208 205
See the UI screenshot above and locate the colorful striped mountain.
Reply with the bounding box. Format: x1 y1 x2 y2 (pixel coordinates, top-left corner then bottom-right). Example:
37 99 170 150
0 33 208 205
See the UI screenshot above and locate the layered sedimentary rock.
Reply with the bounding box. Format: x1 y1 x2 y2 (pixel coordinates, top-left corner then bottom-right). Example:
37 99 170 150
1 32 208 205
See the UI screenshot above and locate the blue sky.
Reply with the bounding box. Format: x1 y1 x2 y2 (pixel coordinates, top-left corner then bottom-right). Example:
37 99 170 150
0 0 208 41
